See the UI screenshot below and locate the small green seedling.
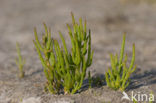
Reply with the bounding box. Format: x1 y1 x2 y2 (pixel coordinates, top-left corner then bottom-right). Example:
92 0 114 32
33 13 93 94
15 42 25 78
105 34 136 91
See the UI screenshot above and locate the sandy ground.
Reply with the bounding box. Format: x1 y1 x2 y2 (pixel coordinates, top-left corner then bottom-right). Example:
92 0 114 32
0 0 156 103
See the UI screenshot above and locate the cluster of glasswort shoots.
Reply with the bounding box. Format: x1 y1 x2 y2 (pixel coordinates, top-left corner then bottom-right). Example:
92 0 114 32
15 13 136 94
105 34 136 91
33 13 93 94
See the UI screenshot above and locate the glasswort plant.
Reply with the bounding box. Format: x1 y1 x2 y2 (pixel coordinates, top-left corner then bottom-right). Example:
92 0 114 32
105 34 136 91
33 13 93 94
15 42 25 78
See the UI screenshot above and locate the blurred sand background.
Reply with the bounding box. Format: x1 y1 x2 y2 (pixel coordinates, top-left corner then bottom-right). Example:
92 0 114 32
0 0 156 103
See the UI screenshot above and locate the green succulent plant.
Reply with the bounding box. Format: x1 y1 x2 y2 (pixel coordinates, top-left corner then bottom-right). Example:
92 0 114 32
15 42 25 78
105 34 136 91
33 13 93 94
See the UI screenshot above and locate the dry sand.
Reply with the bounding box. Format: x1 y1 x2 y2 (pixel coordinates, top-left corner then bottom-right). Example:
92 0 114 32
0 0 156 103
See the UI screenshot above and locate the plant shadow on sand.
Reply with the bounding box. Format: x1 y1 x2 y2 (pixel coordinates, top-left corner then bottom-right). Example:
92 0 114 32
127 68 156 90
23 66 43 78
80 73 106 92
23 67 156 93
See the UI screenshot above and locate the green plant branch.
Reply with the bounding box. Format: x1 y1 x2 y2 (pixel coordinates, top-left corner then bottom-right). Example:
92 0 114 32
105 34 136 91
15 42 25 78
